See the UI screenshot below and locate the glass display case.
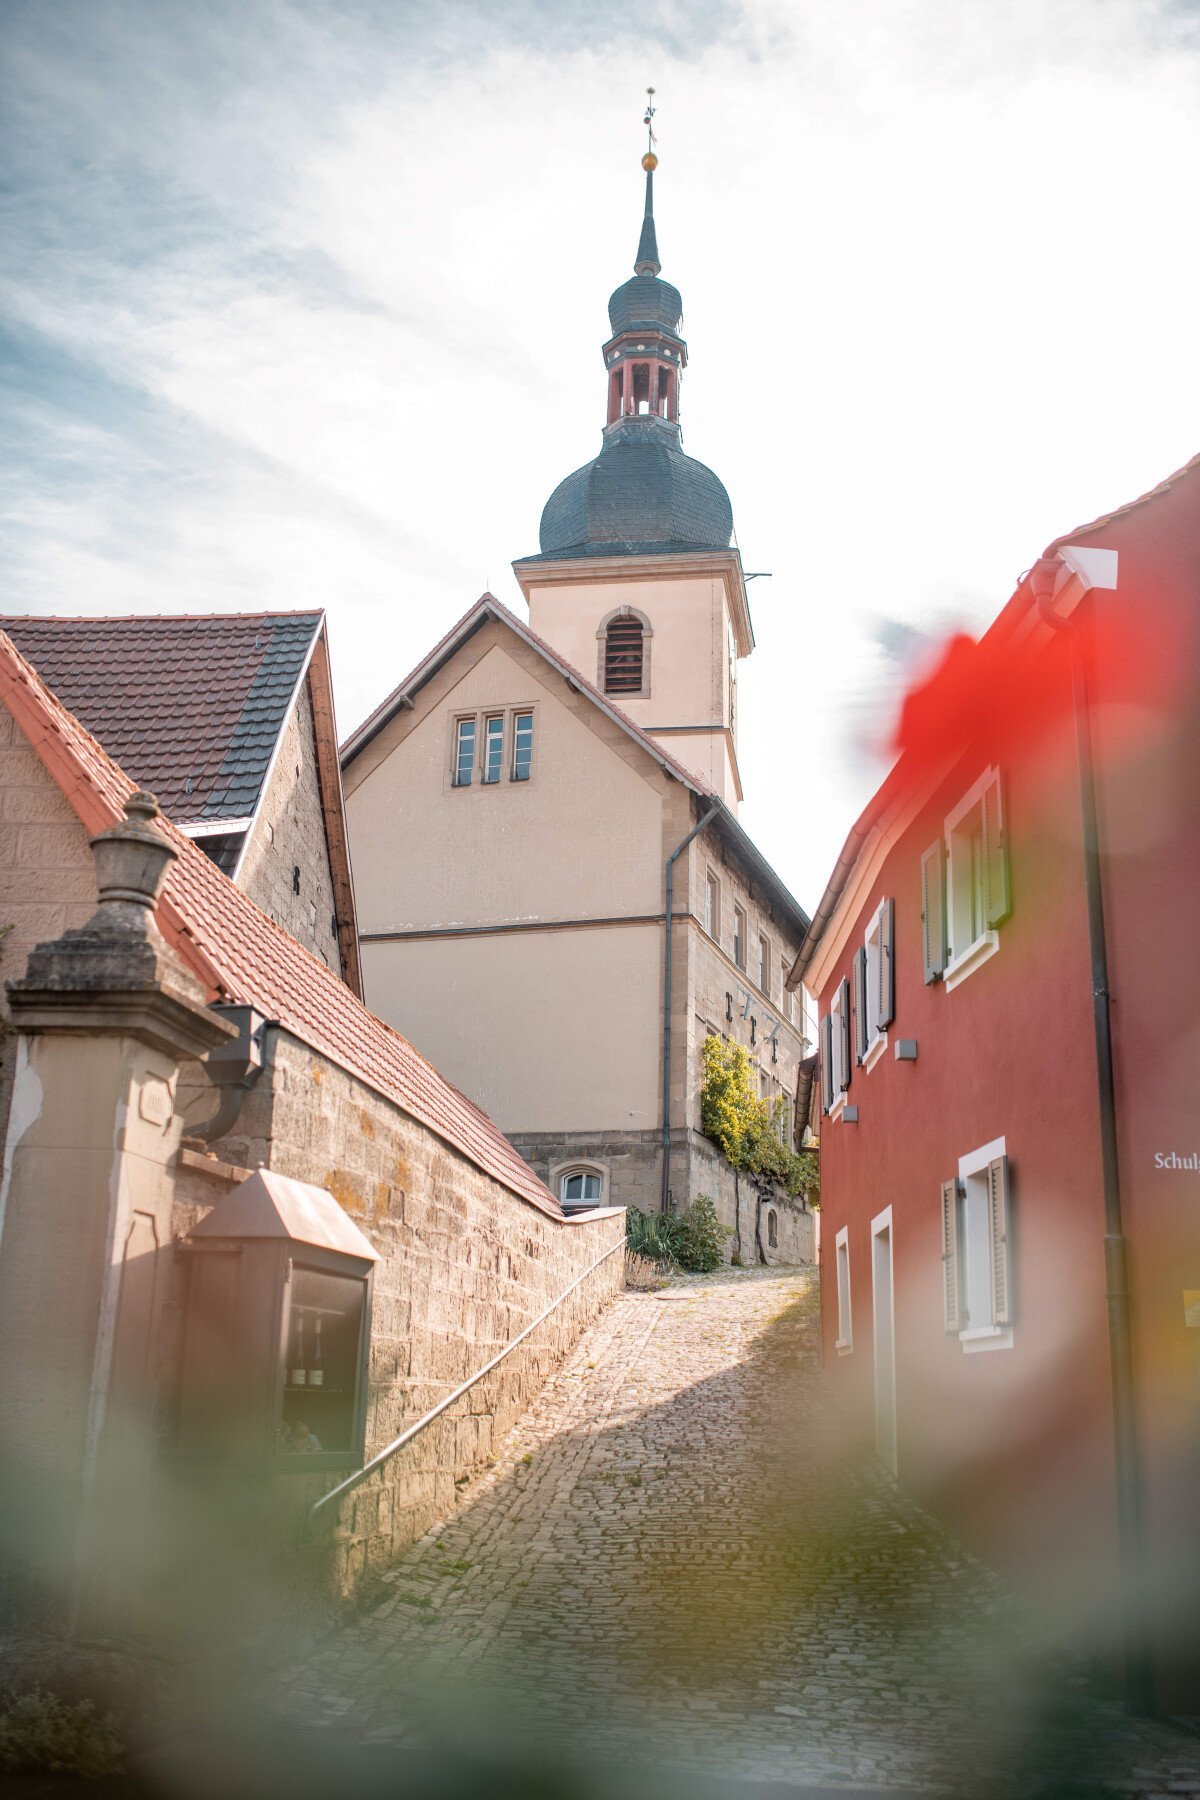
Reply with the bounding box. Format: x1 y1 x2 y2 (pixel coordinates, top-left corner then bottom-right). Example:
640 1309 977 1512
177 1169 378 1474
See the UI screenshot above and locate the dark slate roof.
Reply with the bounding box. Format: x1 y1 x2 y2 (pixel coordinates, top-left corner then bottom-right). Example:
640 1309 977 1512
607 272 684 337
2 612 321 824
539 416 733 560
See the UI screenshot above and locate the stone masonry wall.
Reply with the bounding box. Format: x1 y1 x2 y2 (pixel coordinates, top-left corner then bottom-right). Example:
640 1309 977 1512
507 1127 662 1217
685 1131 815 1268
175 1033 625 1614
237 678 342 976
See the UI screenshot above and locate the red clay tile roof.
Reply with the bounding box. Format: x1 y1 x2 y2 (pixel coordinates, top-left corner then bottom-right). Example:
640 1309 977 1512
2 612 322 824
0 630 563 1222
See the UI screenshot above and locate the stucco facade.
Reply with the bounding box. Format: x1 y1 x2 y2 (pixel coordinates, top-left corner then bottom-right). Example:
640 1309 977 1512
343 600 811 1255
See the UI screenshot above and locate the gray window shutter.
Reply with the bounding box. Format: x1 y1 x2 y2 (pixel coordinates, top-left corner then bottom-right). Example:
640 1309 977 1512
835 977 851 1092
819 1014 833 1113
987 1156 1013 1326
852 947 869 1064
982 772 1011 927
921 842 947 984
941 1179 962 1333
876 897 895 1030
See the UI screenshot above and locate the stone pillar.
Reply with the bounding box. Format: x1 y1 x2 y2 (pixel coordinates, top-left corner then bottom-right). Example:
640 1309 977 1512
0 792 233 1627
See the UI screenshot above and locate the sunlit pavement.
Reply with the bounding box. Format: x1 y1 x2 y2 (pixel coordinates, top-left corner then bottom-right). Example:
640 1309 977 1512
266 1269 1200 1799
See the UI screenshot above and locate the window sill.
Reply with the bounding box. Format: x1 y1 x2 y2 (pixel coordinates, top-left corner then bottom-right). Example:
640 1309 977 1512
835 1338 853 1356
861 1032 888 1074
829 1092 848 1122
944 931 999 992
959 1325 1013 1354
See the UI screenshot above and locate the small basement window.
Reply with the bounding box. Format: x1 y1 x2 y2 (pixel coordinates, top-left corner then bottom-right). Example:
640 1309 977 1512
560 1169 603 1210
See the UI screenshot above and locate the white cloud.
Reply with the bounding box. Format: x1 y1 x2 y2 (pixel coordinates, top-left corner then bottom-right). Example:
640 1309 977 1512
2 0 1198 904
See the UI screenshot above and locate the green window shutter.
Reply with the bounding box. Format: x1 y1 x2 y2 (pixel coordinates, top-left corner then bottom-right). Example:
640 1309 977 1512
982 771 1011 927
835 977 851 1092
876 897 895 1029
941 1179 962 1333
921 842 947 984
987 1156 1013 1327
819 1014 834 1113
852 947 869 1064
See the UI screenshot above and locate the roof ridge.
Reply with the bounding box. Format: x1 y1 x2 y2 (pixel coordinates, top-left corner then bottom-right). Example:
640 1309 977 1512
1045 449 1200 552
0 609 324 625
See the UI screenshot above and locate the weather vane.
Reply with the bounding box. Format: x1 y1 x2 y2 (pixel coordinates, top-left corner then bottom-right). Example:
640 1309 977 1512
643 86 658 170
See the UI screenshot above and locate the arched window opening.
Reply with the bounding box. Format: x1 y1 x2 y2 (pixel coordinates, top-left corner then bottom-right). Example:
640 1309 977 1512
632 363 651 414
659 367 674 419
767 1209 779 1249
605 616 644 694
608 369 623 424
560 1168 603 1210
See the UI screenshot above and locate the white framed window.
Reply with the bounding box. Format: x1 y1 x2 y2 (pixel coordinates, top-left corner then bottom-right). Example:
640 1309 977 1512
733 904 747 970
512 711 534 781
758 932 771 996
854 897 895 1074
941 1137 1013 1353
835 1226 852 1353
556 1163 606 1210
482 714 505 785
820 976 851 1118
924 767 1010 990
704 868 720 940
452 717 476 787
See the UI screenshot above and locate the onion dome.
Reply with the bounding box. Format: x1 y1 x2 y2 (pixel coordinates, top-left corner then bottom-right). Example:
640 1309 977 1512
536 151 734 561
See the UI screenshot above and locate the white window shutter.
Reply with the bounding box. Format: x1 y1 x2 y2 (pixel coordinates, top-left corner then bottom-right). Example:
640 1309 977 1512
921 842 947 984
876 897 895 1030
835 977 851 1092
819 1014 833 1113
987 1156 1013 1326
852 947 869 1064
941 1179 962 1333
982 771 1011 927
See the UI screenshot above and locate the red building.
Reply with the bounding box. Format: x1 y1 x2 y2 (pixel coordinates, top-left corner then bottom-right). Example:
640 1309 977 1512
790 456 1200 1716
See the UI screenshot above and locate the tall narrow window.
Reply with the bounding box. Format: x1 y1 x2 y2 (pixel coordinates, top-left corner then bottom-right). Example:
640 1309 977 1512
480 715 504 785
705 869 720 939
604 617 644 694
733 905 746 970
453 718 476 787
512 711 534 781
759 933 771 995
782 963 793 1023
835 1227 852 1351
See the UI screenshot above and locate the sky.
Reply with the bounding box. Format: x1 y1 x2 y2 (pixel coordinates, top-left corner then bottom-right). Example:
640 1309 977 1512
2 0 1199 909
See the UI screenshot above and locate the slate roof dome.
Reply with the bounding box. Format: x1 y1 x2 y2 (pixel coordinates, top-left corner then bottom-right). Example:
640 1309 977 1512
539 417 733 558
535 155 735 562
607 271 683 337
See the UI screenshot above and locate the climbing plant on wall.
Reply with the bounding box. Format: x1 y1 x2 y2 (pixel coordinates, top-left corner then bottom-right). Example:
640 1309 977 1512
699 1035 820 1203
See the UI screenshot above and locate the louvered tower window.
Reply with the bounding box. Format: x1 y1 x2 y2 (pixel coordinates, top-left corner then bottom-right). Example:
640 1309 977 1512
604 616 644 694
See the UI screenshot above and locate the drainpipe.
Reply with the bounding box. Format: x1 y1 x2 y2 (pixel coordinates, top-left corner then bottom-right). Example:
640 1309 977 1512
661 801 720 1212
1031 557 1151 1714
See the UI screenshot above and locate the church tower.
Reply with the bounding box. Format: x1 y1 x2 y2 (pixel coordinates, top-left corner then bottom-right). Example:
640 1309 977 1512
513 136 754 810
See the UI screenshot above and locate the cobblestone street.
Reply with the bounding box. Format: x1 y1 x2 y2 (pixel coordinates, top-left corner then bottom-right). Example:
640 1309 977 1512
272 1270 1200 1798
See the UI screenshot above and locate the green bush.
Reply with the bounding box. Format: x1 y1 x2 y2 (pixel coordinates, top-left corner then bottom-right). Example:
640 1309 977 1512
625 1207 689 1264
675 1195 726 1273
699 1036 820 1203
0 1689 126 1778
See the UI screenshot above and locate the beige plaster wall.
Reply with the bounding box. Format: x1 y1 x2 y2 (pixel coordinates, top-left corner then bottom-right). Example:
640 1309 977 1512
526 571 741 804
237 678 341 973
347 642 664 933
361 922 662 1133
0 707 98 1150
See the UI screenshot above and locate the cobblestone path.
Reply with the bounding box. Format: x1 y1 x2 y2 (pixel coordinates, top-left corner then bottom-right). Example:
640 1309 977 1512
274 1271 1200 1798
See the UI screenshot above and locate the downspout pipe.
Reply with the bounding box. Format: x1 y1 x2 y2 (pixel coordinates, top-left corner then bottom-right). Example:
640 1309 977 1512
1032 557 1152 1714
661 800 720 1212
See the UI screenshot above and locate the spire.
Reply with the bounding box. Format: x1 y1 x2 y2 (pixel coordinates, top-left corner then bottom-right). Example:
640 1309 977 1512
635 87 661 276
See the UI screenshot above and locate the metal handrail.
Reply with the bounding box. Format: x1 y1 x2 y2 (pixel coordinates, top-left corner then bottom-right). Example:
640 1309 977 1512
308 1236 625 1521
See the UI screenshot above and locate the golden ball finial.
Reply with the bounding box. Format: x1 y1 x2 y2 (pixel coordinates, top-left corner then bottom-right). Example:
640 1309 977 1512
642 151 658 171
